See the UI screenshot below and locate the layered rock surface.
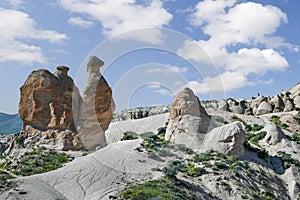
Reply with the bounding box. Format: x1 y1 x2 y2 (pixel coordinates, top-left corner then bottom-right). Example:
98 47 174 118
18 56 114 150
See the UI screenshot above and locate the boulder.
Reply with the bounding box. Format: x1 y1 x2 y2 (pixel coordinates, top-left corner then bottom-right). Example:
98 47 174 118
218 99 230 112
165 88 214 149
200 121 245 157
284 98 295 112
244 107 253 115
270 95 284 113
256 101 273 115
251 95 267 115
262 124 284 145
77 56 115 149
230 100 246 114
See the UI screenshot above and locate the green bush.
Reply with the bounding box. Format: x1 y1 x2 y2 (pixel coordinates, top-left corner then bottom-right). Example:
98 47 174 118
121 131 139 141
245 124 264 132
291 133 300 144
15 135 24 145
162 160 183 179
250 131 267 146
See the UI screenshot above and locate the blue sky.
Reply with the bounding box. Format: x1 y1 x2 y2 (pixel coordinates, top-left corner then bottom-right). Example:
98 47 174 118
0 0 299 114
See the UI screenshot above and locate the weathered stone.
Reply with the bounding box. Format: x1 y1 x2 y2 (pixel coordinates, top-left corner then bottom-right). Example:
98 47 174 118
251 95 267 115
200 121 245 157
256 101 273 115
294 95 300 109
244 107 253 115
218 100 230 112
262 124 284 145
270 95 284 113
165 88 214 149
77 56 115 149
284 98 295 112
19 67 81 132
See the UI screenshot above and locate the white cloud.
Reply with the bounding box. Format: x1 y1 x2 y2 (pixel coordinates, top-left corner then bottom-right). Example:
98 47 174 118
68 17 94 28
155 88 173 96
178 0 292 94
58 0 172 44
0 8 68 64
147 81 161 89
145 65 188 74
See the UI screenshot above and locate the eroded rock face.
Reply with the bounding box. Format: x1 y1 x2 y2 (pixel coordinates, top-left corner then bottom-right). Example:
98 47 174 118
77 56 115 149
251 95 267 115
19 56 114 150
218 100 230 112
256 101 273 115
165 88 214 149
270 95 284 113
200 121 245 157
19 67 81 132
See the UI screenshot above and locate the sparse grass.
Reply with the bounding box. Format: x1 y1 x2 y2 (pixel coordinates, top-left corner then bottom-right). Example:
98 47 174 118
0 170 16 192
249 131 267 146
245 124 264 132
6 148 71 176
121 131 139 141
270 116 289 130
119 177 195 200
278 151 300 170
231 115 246 125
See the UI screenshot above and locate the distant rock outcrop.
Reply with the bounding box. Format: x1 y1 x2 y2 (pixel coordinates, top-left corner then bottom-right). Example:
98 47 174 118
18 56 114 150
201 121 245 157
165 88 214 148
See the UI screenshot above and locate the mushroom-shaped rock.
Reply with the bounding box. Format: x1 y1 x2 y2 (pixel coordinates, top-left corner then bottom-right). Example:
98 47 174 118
200 121 245 157
165 88 214 149
218 99 230 112
256 101 273 115
77 56 115 150
262 124 284 145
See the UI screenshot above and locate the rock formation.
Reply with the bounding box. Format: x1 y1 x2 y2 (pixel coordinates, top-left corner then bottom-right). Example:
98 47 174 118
250 95 267 115
200 121 245 157
270 95 284 113
218 99 230 112
256 101 273 115
165 88 214 148
18 56 114 150
76 56 115 149
262 124 284 145
19 67 81 132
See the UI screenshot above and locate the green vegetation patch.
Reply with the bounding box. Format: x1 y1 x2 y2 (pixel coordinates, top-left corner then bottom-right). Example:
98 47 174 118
231 115 246 125
121 131 139 141
245 124 264 132
270 116 289 130
291 133 300 144
6 148 71 176
278 151 300 170
119 177 195 200
0 170 16 192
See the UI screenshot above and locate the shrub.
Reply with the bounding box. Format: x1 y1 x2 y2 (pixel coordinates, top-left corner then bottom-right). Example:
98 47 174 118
250 131 267 146
291 133 300 144
162 160 183 179
15 135 24 145
245 124 264 132
121 131 139 141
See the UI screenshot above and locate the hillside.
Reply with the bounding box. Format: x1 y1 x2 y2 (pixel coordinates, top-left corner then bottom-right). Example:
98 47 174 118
0 113 22 134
